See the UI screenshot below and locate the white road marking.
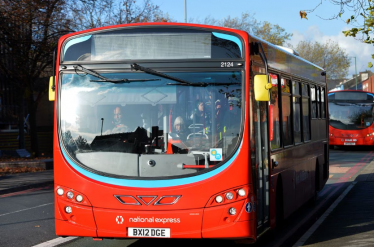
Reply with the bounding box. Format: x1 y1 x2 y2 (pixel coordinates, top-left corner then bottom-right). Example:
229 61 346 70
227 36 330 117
32 237 78 247
292 181 357 247
0 203 53 217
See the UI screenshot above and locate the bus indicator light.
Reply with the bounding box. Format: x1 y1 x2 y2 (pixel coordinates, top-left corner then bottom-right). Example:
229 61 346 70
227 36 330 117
66 191 74 199
65 206 72 214
226 192 234 200
229 207 237 215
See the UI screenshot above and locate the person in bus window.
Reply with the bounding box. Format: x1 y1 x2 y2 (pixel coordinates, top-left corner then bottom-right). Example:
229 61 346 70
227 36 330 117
110 106 128 134
191 101 211 131
215 99 224 131
173 116 187 140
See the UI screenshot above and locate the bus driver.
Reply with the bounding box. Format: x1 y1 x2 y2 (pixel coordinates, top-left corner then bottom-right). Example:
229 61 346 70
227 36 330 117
110 106 128 134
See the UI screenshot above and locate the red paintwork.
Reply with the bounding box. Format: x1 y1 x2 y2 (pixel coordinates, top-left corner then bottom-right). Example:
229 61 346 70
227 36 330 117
269 105 274 141
53 22 260 240
329 125 374 146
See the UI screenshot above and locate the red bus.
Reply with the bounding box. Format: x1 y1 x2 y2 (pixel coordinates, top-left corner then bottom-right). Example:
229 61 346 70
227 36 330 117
328 90 374 147
49 23 329 241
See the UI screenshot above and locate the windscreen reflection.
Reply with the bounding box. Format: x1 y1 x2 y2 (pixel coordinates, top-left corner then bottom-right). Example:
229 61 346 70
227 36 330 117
329 102 374 130
60 71 242 178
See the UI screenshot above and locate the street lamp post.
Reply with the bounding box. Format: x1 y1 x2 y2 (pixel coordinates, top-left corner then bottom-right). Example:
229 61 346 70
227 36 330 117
184 0 187 23
352 56 358 90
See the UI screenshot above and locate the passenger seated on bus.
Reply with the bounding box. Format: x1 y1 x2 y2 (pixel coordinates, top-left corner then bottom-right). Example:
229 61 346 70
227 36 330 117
173 116 187 140
190 101 211 132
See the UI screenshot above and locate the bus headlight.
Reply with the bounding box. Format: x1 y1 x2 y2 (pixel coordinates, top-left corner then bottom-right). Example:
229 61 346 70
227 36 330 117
56 188 64 196
215 195 223 203
76 195 83 202
238 189 246 197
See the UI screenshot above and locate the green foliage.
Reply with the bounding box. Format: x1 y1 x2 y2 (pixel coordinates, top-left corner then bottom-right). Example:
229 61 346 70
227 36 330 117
290 40 351 80
301 1 374 68
253 21 293 45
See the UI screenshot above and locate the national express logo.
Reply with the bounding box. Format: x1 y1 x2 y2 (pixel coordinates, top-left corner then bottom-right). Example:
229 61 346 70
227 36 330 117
210 148 223 161
129 216 181 224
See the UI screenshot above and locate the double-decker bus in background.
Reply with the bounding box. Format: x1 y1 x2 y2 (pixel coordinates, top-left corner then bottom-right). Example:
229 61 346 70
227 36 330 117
49 22 329 242
328 90 374 147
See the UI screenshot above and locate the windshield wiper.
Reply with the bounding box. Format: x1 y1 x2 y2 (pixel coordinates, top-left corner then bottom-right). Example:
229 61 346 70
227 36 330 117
73 65 161 83
131 63 241 87
131 63 193 84
167 82 241 87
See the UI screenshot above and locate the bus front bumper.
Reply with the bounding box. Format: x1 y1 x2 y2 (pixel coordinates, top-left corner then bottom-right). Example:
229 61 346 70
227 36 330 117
55 197 256 239
329 136 374 146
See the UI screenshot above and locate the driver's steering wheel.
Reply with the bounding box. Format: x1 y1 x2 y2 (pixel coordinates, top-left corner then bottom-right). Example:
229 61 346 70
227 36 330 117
187 132 208 140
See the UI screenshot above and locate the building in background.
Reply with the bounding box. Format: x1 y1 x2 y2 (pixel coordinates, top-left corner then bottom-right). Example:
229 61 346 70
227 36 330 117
329 71 374 92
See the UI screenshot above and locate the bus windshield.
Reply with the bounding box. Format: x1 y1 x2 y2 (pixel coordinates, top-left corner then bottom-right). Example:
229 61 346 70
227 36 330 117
329 102 374 130
59 71 242 178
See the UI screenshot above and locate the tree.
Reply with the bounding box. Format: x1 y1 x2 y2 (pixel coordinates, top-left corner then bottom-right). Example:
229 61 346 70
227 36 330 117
253 21 292 46
0 0 73 155
289 40 351 80
69 0 172 30
197 12 292 45
300 1 374 67
0 0 168 156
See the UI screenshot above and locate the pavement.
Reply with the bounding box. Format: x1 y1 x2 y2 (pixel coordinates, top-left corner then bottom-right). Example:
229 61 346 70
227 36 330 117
294 160 374 247
0 159 54 195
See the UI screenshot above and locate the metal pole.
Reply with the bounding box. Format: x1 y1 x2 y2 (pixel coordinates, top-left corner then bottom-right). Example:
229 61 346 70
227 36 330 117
184 0 187 23
354 57 357 90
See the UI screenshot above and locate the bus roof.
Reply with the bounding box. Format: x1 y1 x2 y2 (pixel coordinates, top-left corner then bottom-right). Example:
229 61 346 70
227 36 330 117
58 22 326 84
249 34 326 84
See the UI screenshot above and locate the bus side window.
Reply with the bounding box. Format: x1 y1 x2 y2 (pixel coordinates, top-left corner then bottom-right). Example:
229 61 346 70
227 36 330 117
292 81 302 144
270 73 281 149
302 84 311 141
311 86 317 118
282 78 292 146
321 87 326 118
317 86 321 118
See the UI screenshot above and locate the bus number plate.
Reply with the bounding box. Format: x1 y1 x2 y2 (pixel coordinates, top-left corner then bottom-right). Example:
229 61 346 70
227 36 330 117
128 227 170 238
344 142 355 145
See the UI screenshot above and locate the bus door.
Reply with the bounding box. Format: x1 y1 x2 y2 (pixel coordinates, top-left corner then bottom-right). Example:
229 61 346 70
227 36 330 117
254 101 270 232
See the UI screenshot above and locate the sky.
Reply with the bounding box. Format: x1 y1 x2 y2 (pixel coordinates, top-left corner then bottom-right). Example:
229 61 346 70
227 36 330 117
152 0 374 78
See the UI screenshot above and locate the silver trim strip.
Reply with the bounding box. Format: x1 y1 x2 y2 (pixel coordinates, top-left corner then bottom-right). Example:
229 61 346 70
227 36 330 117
114 195 141 205
154 195 182 205
137 195 158 205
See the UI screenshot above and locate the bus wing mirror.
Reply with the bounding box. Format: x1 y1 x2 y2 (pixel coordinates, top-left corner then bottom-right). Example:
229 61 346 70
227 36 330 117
254 75 272 101
49 76 55 101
